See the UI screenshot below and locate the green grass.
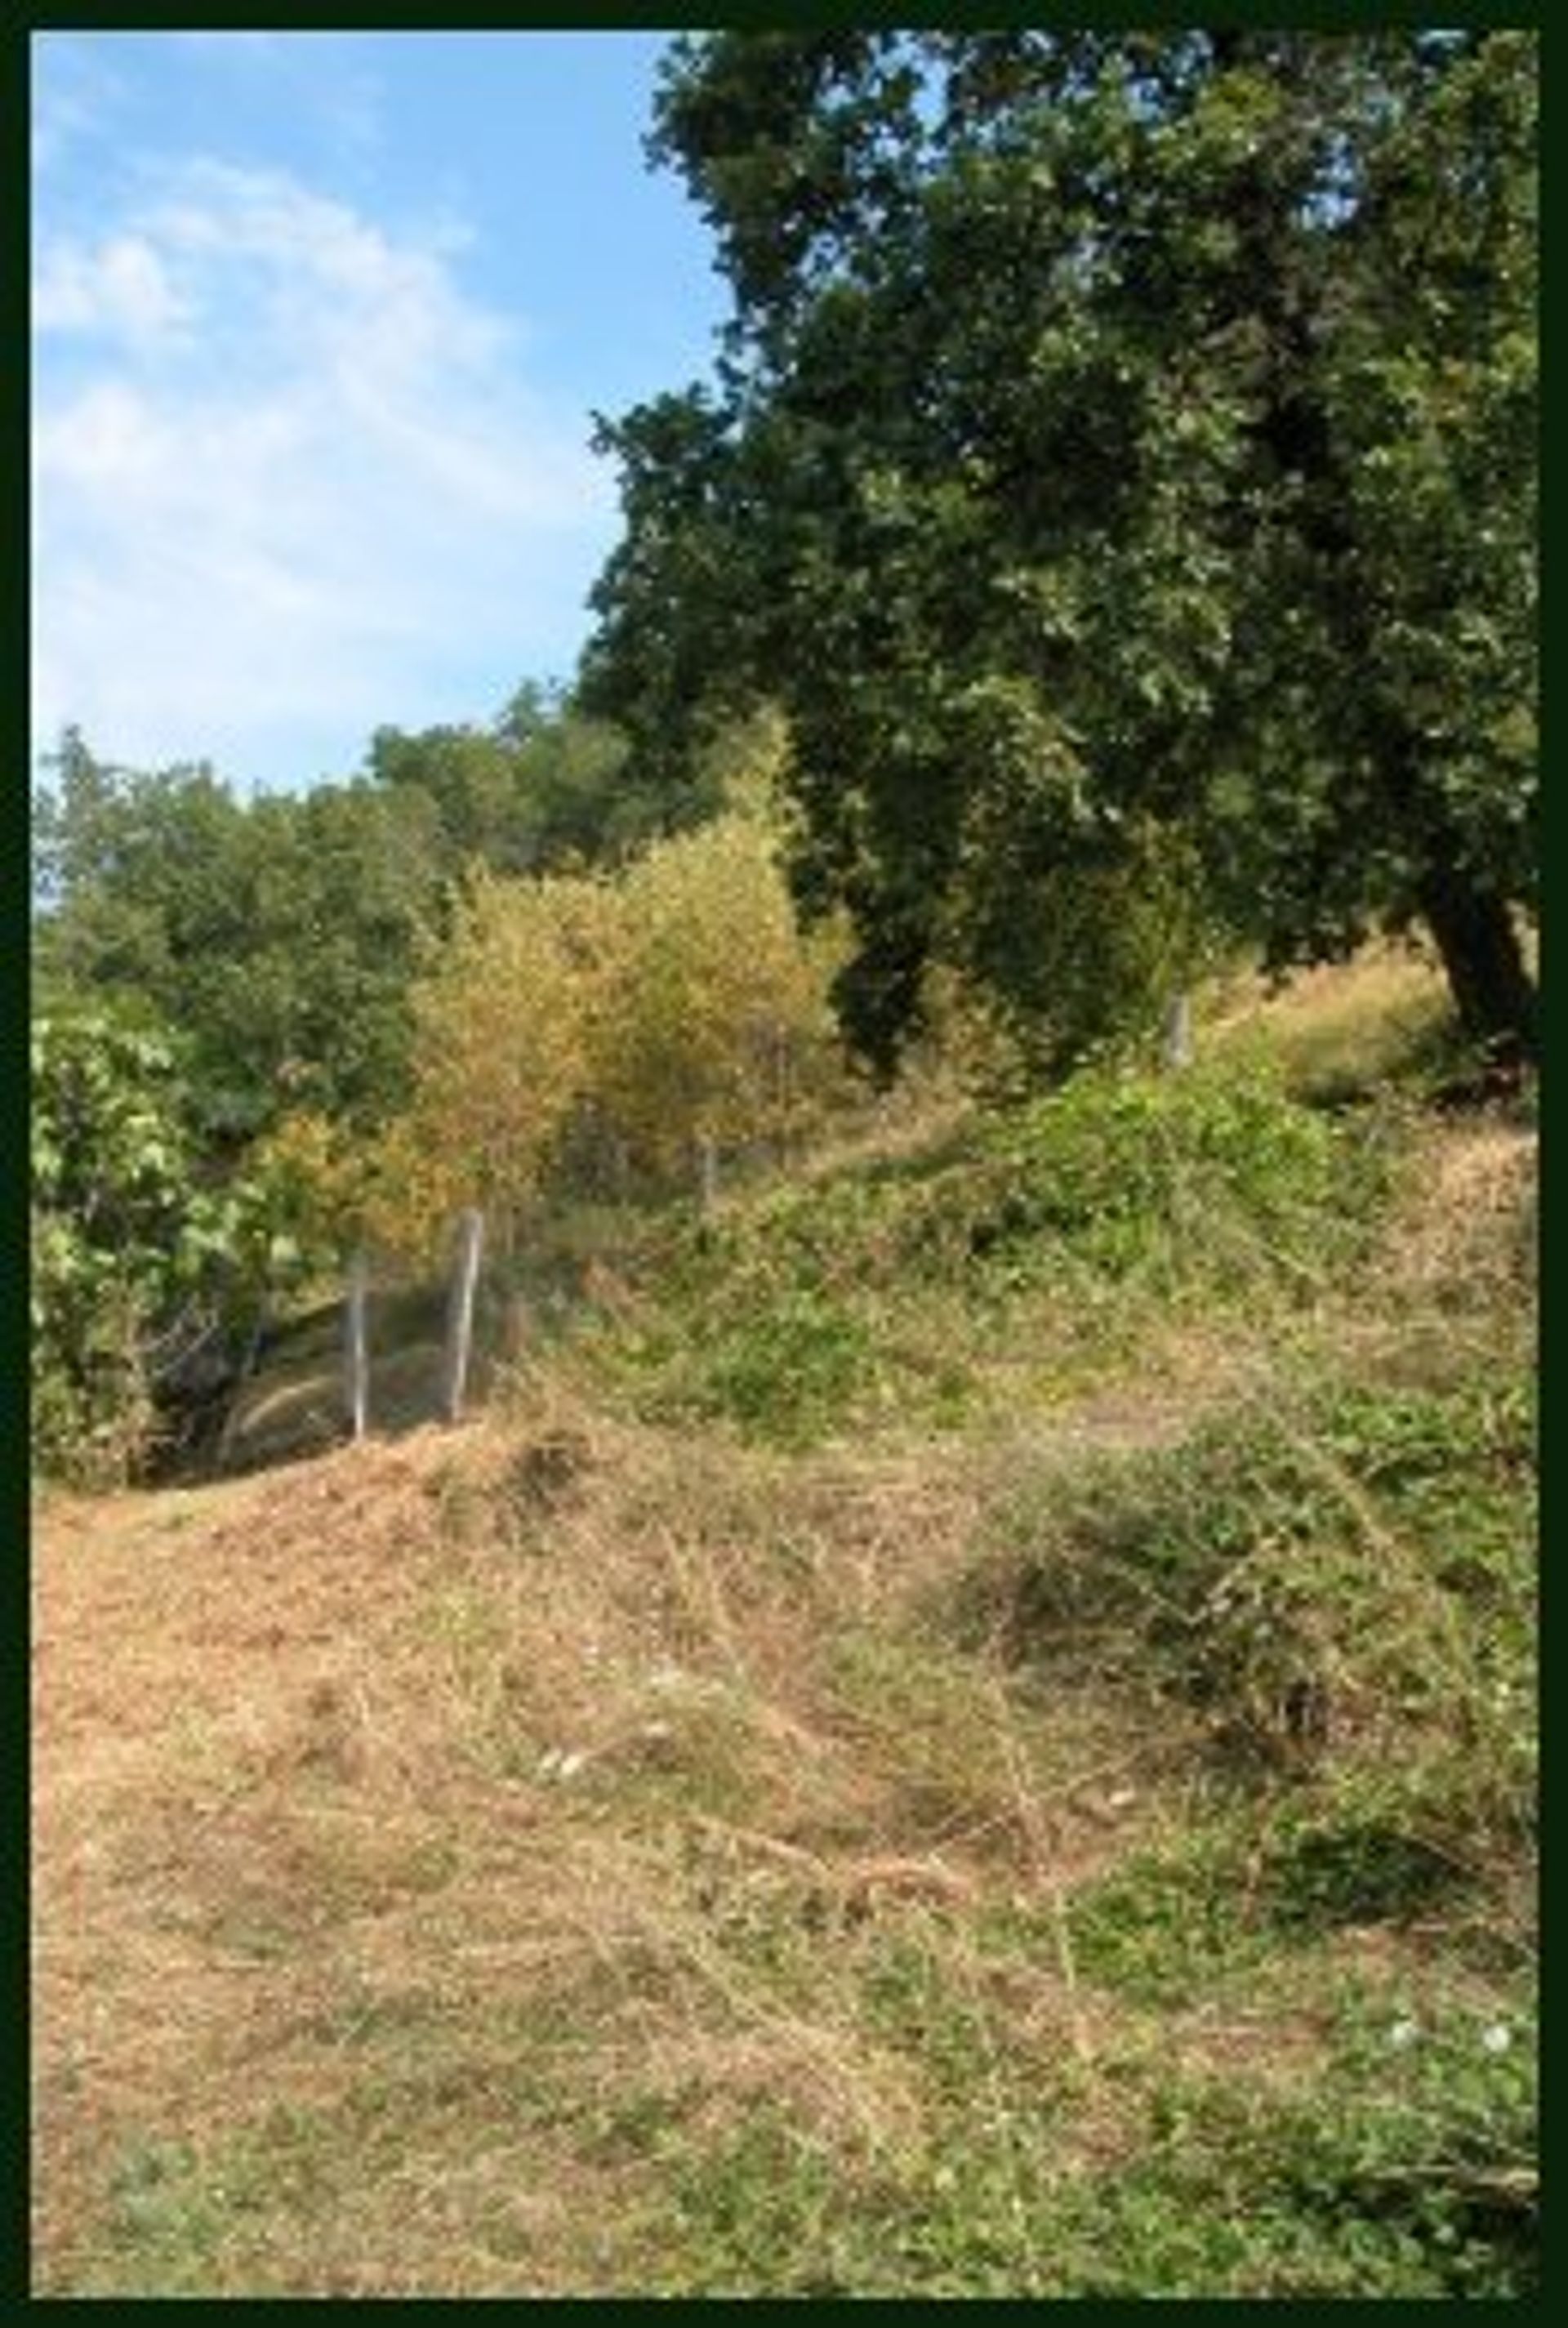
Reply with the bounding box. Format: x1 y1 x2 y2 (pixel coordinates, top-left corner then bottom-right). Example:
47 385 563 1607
573 1053 1402 1447
71 1913 1532 2298
635 1963 1536 2296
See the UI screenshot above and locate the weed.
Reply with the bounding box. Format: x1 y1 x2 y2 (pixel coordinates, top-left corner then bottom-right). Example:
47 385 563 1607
647 1287 880 1447
969 1362 1534 1833
1066 1825 1274 2007
585 1056 1401 1448
639 1956 1535 2295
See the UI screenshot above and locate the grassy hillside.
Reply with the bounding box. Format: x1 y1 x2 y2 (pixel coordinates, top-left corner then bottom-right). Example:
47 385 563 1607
32 953 1537 2296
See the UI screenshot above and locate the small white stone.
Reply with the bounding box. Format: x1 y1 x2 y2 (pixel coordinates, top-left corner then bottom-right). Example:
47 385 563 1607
1388 2018 1420 2049
1480 2023 1513 2055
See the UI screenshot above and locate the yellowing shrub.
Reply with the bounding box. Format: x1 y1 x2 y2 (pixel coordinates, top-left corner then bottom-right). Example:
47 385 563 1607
587 814 847 1182
370 811 848 1247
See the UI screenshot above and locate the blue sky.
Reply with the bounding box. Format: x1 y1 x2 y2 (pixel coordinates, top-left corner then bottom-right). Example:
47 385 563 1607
32 29 728 792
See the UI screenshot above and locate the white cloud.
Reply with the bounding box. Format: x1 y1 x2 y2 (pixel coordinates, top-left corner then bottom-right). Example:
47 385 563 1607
34 232 192 346
32 158 614 788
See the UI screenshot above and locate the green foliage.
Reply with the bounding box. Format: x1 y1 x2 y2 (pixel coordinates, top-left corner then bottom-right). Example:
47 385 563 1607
367 678 716 878
583 1058 1396 1445
1064 1829 1273 2009
33 733 443 1139
1120 1988 1535 2296
961 1059 1361 1276
241 1110 376 1280
32 1010 281 1482
585 31 1538 1068
953 816 1231 1082
1038 2005 1535 2296
641 1289 879 1448
30 685 719 1160
1257 1817 1463 1935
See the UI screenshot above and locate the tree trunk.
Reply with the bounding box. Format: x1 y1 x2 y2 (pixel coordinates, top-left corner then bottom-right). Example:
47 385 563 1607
1417 866 1537 1068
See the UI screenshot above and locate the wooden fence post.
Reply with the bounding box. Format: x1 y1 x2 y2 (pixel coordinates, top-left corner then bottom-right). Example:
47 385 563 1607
698 1137 719 1217
216 1297 271 1471
345 1250 370 1442
1163 991 1194 1071
442 1208 485 1425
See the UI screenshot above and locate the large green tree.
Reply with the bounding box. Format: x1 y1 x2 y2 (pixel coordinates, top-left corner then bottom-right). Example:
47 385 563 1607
581 29 1537 1072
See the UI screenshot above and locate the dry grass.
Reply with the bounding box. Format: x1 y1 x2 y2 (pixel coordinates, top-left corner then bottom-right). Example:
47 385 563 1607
32 954 1537 2295
33 1383 1201 2291
1205 940 1451 1089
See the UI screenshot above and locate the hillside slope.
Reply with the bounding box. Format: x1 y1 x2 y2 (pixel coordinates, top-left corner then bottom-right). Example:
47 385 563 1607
33 973 1537 2297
